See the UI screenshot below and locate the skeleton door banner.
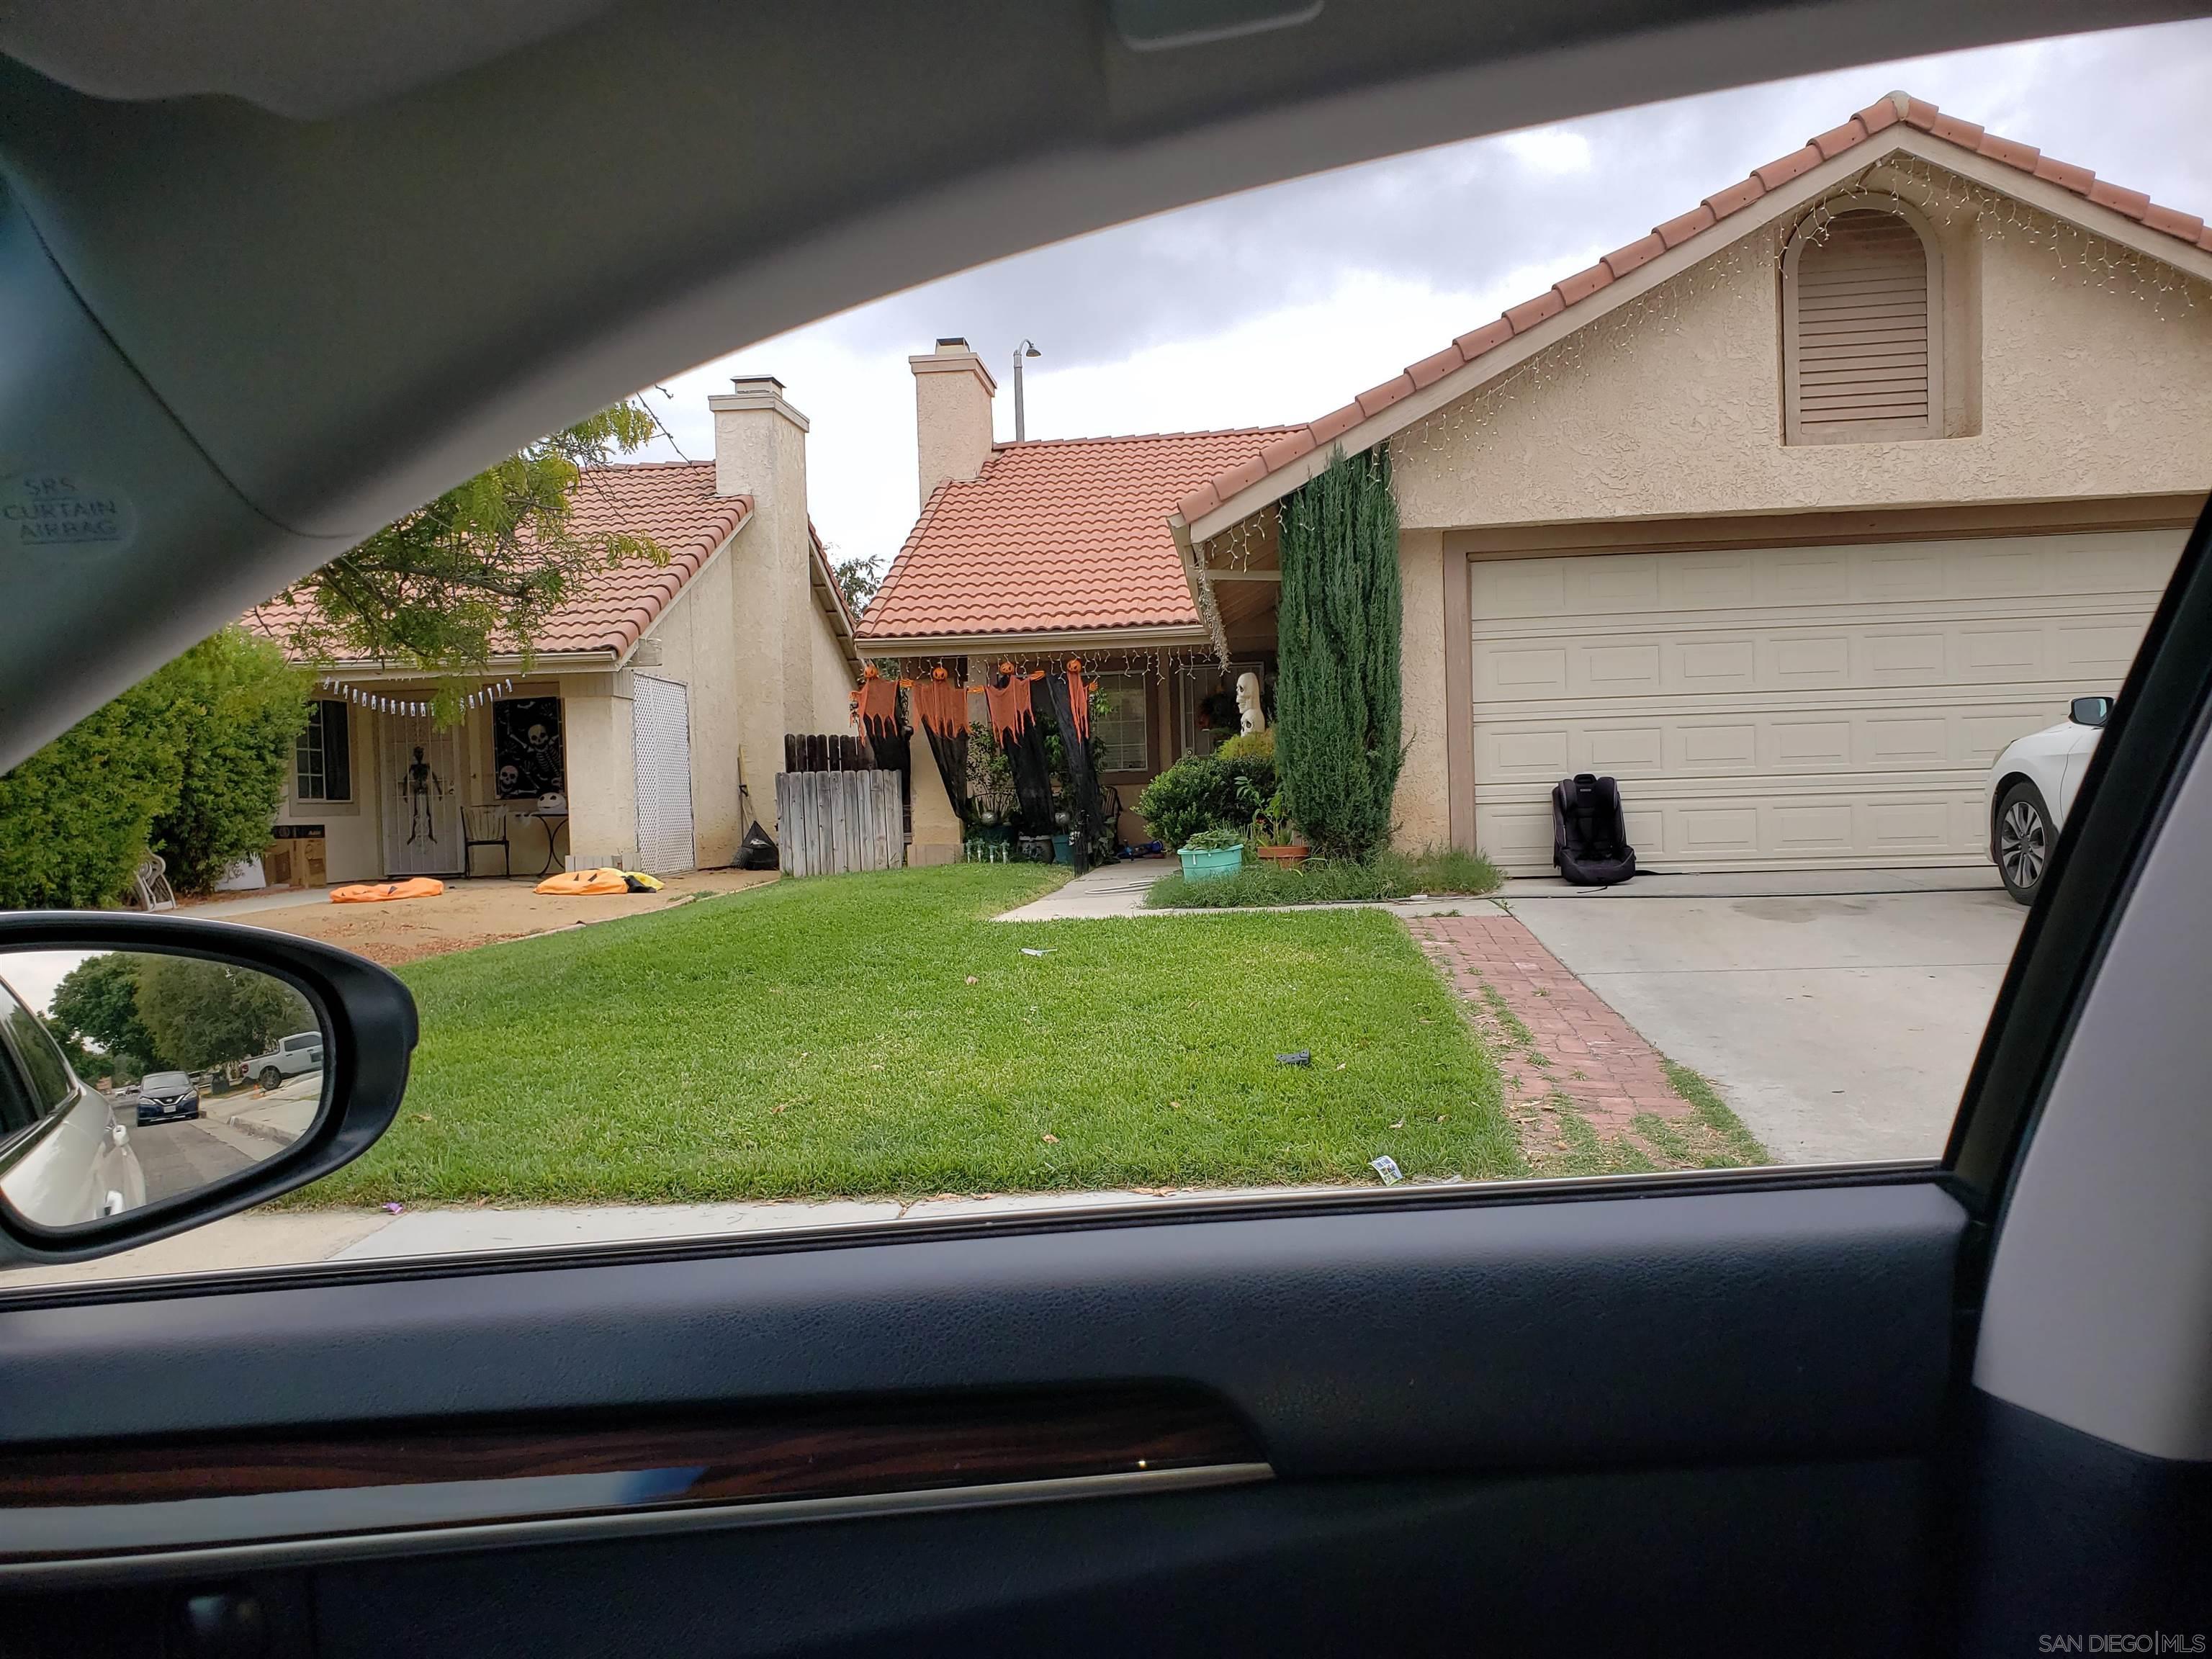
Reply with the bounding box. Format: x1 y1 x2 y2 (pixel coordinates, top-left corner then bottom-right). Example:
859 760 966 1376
380 714 464 876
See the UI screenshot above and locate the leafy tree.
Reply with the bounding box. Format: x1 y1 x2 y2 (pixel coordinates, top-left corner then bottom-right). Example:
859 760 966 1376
134 956 313 1072
150 629 310 893
50 953 161 1071
44 1017 112 1084
258 402 664 718
1275 445 1403 861
834 552 883 615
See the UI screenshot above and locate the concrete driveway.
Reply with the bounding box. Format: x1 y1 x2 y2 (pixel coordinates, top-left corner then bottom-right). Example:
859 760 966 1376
1500 871 2026 1164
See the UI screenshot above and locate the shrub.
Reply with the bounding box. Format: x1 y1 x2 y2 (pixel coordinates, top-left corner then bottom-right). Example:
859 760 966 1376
0 627 309 908
1136 752 1277 850
1277 446 1402 860
1180 825 1246 853
0 678 189 909
1213 727 1274 762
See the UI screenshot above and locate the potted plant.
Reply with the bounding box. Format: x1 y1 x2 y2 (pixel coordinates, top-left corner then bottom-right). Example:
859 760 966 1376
1249 788 1308 866
1177 825 1246 884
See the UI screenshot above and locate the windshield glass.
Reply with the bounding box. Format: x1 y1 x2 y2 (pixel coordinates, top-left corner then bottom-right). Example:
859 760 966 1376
4 16 2209 1285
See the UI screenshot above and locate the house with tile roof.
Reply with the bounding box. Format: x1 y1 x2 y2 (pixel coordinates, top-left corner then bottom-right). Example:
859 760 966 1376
252 378 861 884
864 94 2212 875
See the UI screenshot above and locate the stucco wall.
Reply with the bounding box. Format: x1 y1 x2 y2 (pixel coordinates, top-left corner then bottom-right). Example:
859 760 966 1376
558 670 635 869
806 594 857 734
1393 530 1453 853
644 549 742 868
1393 177 2212 530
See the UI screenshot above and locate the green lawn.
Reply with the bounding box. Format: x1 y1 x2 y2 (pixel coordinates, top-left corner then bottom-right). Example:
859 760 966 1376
1146 846 1502 909
295 863 1524 1206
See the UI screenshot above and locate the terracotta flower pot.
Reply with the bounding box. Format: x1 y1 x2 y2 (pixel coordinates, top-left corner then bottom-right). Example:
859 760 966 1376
1256 844 1309 866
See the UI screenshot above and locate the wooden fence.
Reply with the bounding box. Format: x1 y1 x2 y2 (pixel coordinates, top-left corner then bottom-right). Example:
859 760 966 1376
775 768 902 877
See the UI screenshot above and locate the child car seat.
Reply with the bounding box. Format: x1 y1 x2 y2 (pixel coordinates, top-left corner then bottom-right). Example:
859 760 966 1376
1552 773 1636 886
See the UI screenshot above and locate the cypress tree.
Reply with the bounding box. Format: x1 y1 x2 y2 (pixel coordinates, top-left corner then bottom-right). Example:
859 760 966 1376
1275 444 1402 860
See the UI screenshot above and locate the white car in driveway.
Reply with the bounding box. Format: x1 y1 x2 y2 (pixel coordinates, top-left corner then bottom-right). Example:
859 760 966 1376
1986 696 2114 904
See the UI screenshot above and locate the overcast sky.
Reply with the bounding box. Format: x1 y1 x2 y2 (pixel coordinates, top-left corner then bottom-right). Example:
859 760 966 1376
629 17 2212 578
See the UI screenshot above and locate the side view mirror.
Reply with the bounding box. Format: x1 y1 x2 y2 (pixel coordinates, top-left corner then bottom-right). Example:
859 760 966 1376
2070 696 2114 729
0 914 415 1267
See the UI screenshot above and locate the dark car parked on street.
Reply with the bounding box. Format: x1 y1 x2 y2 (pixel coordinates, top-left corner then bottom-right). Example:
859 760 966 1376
132 1071 199 1127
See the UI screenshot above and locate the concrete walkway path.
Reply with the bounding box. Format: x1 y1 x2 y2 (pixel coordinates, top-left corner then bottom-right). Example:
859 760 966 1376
1505 877 2023 1164
994 858 1492 922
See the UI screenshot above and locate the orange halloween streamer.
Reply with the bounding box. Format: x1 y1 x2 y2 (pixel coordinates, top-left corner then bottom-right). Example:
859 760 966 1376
1062 659 1090 743
851 665 900 734
909 667 967 738
983 662 1045 742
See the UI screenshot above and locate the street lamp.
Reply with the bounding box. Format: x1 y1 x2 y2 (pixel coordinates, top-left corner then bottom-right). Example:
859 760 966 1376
1012 339 1042 441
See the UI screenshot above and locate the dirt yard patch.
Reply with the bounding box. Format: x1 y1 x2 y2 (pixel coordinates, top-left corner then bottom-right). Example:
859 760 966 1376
230 869 780 964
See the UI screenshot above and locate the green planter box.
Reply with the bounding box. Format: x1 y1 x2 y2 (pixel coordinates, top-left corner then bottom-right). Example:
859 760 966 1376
1178 844 1244 883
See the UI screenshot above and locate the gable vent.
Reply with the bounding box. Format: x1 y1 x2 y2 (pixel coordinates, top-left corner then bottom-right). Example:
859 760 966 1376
1786 208 1941 444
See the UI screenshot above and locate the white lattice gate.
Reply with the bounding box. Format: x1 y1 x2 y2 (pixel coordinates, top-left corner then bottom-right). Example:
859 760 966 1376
631 675 697 873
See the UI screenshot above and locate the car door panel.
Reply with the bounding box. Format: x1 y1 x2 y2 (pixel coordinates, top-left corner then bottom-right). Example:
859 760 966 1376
311 1461 1937 1659
0 1181 1962 1651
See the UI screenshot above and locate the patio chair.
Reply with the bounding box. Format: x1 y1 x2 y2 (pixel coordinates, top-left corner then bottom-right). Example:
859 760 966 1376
462 804 511 878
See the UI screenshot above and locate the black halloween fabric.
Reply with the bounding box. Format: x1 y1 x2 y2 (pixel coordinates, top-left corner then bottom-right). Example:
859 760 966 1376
986 673 1056 835
1043 670 1102 874
910 674 969 824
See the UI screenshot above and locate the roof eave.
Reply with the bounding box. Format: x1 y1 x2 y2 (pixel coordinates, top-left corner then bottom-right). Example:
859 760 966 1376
855 621 1213 656
1184 126 2212 544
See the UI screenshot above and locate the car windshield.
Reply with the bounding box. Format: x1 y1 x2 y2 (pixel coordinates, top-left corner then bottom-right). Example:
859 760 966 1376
4 17 2209 1286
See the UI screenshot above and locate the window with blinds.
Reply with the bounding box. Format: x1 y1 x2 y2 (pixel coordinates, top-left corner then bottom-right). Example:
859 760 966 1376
1784 207 1942 444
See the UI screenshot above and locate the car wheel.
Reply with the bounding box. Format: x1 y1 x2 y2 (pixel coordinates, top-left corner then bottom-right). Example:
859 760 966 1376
1996 781 2053 906
259 1066 282 1091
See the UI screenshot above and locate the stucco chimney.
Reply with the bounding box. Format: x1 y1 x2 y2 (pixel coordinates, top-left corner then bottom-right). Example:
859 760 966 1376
909 338 997 508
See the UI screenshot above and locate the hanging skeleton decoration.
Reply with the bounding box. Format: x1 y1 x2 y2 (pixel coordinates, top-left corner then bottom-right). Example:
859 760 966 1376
400 745 447 845
985 662 1056 835
1042 659 1103 875
909 666 970 825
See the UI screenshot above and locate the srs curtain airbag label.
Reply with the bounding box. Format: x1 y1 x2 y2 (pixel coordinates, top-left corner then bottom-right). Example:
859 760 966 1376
1 467 136 549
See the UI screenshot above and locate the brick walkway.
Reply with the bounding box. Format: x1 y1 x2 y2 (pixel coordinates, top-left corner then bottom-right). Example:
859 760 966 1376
1407 910 1697 1161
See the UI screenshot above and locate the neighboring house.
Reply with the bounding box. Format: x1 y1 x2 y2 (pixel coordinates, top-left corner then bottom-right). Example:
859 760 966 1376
861 94 2212 875
254 378 861 883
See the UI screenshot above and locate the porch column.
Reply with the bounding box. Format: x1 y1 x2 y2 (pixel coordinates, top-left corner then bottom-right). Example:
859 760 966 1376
1393 528 1460 853
558 672 637 870
907 737 963 866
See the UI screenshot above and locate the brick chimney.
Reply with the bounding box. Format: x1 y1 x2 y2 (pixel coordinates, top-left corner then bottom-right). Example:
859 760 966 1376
909 338 997 508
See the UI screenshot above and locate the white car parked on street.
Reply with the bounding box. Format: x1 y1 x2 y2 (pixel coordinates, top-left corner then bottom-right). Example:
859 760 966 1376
1986 695 2114 904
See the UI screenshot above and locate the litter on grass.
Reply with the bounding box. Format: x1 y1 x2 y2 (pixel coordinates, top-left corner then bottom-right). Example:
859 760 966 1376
1020 948 1052 957
1370 1156 1404 1185
1276 1050 1311 1066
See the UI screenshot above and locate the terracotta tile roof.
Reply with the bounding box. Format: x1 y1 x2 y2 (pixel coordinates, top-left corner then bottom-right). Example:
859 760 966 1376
1175 90 2212 526
857 428 1297 642
250 461 752 664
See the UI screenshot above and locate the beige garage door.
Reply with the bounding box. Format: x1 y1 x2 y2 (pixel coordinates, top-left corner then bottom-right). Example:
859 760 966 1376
1469 529 2183 876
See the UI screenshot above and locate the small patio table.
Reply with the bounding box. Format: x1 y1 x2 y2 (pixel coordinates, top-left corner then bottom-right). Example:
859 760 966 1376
523 810 569 878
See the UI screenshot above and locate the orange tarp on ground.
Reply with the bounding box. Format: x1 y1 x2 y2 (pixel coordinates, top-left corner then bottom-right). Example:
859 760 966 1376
331 878 445 904
534 868 630 896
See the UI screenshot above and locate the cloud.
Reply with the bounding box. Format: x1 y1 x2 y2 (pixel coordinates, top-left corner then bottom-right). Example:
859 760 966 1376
1503 127 1596 177
629 18 2212 577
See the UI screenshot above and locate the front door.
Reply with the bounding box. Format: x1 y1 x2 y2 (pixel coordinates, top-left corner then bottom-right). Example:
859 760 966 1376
381 713 464 876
